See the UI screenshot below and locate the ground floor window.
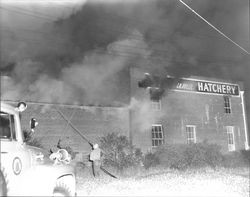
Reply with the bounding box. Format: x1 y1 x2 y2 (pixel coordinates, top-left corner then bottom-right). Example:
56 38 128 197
152 124 164 147
226 126 235 151
186 125 196 144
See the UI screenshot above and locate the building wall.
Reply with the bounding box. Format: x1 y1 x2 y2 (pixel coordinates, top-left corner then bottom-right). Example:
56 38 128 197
130 67 248 153
14 103 129 154
4 67 248 155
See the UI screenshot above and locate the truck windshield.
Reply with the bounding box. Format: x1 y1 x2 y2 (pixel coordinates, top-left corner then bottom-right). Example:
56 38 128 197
0 112 12 139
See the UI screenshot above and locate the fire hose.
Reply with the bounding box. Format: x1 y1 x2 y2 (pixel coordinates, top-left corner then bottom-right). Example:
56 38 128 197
55 108 118 179
56 108 93 147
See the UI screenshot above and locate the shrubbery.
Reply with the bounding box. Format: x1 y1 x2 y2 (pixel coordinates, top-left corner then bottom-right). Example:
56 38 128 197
143 142 226 170
100 133 143 172
143 152 160 169
240 149 250 164
222 150 250 168
100 133 249 172
155 142 225 170
146 143 250 170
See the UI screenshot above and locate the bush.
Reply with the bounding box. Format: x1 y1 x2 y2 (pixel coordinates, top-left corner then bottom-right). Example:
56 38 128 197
100 133 143 172
23 130 43 148
155 142 224 170
143 152 160 169
240 149 250 165
192 142 224 168
222 150 250 168
156 144 189 170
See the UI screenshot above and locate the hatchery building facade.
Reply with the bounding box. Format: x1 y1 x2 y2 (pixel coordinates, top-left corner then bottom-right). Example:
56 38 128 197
3 67 249 154
129 68 249 153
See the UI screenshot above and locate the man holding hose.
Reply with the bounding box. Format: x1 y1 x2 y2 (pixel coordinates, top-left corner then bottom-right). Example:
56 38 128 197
89 144 102 177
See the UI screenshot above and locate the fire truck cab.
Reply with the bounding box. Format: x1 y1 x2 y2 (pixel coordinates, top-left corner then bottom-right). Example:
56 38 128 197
0 102 76 196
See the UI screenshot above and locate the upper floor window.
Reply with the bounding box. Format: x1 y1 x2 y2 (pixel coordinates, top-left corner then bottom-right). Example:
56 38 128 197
224 96 231 114
186 125 196 144
152 124 164 147
151 99 161 111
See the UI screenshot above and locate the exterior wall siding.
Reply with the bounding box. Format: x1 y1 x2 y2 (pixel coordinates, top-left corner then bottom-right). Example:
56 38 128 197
9 103 129 154
130 67 248 153
4 67 248 155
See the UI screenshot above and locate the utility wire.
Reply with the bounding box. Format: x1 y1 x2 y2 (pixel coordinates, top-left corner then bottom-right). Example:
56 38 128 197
2 2 249 46
6 5 57 18
0 6 55 22
1 27 242 64
1 26 68 45
1 31 240 67
1 4 246 62
1 30 66 50
59 2 249 44
1 26 242 67
101 9 250 43
3 3 248 45
2 3 248 56
177 0 250 55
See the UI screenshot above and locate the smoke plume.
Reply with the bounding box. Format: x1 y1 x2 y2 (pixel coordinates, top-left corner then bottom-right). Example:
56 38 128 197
1 0 249 130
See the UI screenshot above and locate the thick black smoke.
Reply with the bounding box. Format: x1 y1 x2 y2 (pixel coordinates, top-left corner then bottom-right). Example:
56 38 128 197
1 0 249 107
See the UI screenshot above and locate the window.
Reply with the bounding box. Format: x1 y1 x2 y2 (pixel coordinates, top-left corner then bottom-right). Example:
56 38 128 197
186 125 196 144
0 112 11 139
10 115 16 140
205 104 210 123
226 126 235 151
151 99 161 111
152 124 164 147
224 96 231 114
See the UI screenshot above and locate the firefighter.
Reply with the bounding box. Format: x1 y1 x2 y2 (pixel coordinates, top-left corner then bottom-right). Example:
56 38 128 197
89 143 102 177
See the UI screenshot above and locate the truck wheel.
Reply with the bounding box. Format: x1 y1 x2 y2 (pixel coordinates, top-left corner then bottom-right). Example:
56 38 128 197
0 169 7 196
53 183 71 197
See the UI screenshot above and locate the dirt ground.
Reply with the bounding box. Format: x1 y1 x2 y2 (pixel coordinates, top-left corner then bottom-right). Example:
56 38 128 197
75 165 250 197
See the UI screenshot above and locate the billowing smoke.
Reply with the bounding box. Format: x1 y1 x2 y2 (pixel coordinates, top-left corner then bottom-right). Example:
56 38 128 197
129 97 164 132
1 0 249 131
2 32 150 105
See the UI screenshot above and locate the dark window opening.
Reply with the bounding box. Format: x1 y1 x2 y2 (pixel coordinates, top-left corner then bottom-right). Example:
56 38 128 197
224 96 231 114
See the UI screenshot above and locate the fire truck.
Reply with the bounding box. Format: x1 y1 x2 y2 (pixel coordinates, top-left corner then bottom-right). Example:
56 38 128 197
0 101 76 196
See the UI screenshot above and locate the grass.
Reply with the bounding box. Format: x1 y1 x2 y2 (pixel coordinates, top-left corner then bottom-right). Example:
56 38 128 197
75 164 250 197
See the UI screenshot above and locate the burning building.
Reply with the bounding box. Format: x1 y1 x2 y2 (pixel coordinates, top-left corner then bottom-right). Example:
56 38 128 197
130 67 249 153
2 65 249 155
3 66 249 155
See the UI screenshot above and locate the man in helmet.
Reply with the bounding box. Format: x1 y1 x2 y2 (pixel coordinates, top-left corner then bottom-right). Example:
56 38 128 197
89 143 102 177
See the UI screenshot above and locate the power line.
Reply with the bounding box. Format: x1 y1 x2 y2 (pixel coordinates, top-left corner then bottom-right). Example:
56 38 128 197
1 27 242 67
2 2 249 45
1 28 243 67
2 2 248 57
177 0 250 55
7 5 57 18
1 26 68 44
101 9 250 43
0 6 55 22
0 4 246 63
1 31 66 51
